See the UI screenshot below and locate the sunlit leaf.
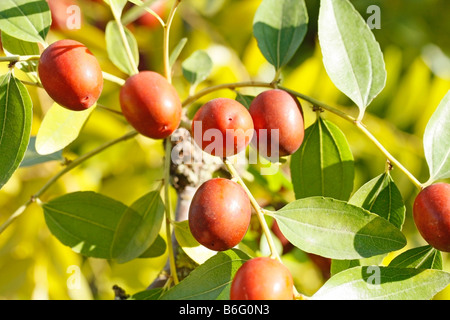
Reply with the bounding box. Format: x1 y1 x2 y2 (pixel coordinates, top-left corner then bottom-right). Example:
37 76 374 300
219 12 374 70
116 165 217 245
20 136 63 167
0 0 51 44
0 72 32 189
173 220 216 265
290 117 354 201
267 197 406 260
253 0 308 70
105 21 139 76
318 0 386 116
389 245 443 270
312 266 450 300
182 50 213 86
423 90 450 183
35 103 96 155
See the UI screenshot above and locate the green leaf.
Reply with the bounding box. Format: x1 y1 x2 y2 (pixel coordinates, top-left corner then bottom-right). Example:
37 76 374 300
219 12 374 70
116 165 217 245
42 192 131 259
130 288 163 300
159 249 250 300
318 0 386 116
235 93 255 110
35 103 96 155
290 117 354 201
112 191 165 263
181 50 213 86
267 197 406 260
42 191 166 261
0 0 51 44
20 136 63 167
0 72 33 189
423 90 450 183
253 0 308 70
389 246 443 270
349 172 405 229
138 234 166 259
105 21 139 76
173 220 217 265
312 266 450 300
104 0 128 17
169 37 188 68
1 32 39 74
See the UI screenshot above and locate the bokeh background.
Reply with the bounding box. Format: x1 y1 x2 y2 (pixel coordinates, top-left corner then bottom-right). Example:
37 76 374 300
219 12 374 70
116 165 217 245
0 0 449 299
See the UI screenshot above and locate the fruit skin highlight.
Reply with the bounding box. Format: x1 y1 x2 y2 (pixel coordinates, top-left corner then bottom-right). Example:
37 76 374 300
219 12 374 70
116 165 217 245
230 256 294 300
188 178 252 251
192 98 254 158
413 183 450 252
249 89 304 159
120 71 182 139
38 39 103 111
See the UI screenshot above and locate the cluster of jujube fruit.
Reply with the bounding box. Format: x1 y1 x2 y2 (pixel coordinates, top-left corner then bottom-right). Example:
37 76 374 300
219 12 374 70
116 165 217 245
36 1 450 301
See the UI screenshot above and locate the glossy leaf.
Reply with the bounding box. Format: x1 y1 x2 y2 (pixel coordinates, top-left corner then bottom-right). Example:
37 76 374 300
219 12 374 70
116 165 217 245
423 90 450 183
267 197 406 260
0 0 51 44
159 249 250 300
42 191 165 261
290 117 354 201
42 192 131 259
105 21 139 76
253 0 308 70
312 266 450 300
182 50 213 86
318 0 386 116
349 172 405 229
35 103 96 155
112 191 165 263
389 245 443 270
0 72 32 189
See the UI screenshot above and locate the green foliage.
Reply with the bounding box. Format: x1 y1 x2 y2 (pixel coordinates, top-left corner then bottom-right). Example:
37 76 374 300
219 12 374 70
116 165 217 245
290 116 354 201
267 197 406 260
0 0 449 301
318 0 386 118
0 72 32 189
423 91 450 184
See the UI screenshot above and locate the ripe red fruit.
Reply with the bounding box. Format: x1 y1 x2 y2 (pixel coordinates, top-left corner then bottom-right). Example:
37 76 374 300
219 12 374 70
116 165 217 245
249 89 304 159
38 39 103 111
230 257 294 300
413 183 450 252
120 71 182 139
188 178 252 251
192 98 254 157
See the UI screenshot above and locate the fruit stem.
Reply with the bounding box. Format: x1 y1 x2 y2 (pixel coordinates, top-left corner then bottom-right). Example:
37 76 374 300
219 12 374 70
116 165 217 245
163 0 182 83
111 9 140 76
355 121 423 190
164 138 179 285
121 0 165 27
182 81 275 107
0 55 41 63
102 71 126 86
0 130 138 235
279 85 424 190
223 158 281 262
